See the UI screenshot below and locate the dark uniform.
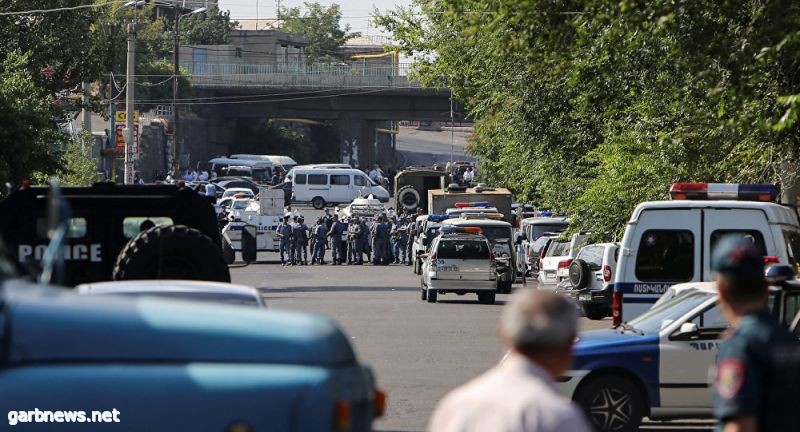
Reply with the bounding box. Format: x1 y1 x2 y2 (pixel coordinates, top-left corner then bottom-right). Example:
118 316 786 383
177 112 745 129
713 309 800 430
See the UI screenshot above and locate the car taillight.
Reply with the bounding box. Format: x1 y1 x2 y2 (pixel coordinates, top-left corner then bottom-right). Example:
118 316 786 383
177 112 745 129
764 256 780 264
334 400 351 432
612 291 622 327
539 249 546 260
603 265 612 282
373 389 387 418
558 259 572 269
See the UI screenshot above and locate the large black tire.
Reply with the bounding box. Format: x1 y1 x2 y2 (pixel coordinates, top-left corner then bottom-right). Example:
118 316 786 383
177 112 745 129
426 288 437 303
113 225 231 283
477 291 496 304
584 304 608 321
397 185 421 211
574 375 645 432
569 259 592 289
311 196 326 210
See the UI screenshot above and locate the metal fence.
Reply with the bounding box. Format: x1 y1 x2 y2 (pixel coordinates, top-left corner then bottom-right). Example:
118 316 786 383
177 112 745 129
183 62 421 89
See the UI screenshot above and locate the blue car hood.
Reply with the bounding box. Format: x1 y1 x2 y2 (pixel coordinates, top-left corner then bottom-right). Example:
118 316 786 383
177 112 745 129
574 328 659 355
2 280 357 366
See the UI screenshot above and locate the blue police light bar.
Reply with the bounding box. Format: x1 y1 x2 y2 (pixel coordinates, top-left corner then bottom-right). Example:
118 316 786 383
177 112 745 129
427 214 451 222
454 201 490 208
540 211 553 217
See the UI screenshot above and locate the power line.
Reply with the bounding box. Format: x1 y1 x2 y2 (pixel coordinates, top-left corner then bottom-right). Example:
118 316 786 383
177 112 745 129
0 0 127 16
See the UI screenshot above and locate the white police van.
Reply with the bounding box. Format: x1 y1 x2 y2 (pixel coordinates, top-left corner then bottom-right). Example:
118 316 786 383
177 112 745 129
612 183 800 326
558 265 800 431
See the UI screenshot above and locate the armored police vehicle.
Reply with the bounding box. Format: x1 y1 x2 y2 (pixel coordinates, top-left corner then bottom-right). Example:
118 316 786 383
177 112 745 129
0 183 229 286
612 183 800 326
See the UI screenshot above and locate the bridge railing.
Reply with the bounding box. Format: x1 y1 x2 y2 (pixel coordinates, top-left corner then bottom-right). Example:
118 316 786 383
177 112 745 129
184 62 421 89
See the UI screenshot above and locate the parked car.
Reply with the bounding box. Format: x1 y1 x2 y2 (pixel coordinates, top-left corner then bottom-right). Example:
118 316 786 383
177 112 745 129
77 280 266 307
420 228 497 304
220 187 255 200
291 168 390 209
216 179 260 196
537 233 590 288
0 279 385 431
514 217 569 276
554 243 619 320
555 265 800 432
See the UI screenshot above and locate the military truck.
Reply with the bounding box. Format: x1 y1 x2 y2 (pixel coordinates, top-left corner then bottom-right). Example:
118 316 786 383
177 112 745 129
0 183 230 286
393 167 450 212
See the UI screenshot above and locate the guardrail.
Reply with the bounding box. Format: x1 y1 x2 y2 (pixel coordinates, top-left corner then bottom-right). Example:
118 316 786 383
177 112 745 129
183 62 421 89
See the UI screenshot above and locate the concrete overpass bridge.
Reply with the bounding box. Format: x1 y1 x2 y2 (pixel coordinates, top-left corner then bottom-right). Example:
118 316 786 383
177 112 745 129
180 62 468 169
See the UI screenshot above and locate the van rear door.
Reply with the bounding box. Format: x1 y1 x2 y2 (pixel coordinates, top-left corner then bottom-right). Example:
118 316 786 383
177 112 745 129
703 208 772 278
619 209 701 319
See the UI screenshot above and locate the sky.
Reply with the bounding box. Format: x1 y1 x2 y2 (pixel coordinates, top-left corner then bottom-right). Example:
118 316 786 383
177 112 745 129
217 0 410 36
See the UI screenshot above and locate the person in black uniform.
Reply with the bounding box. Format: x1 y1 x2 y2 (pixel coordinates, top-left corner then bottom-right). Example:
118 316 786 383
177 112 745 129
711 237 800 432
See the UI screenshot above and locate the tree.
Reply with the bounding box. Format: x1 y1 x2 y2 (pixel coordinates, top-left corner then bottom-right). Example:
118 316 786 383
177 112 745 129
180 5 238 45
376 0 800 238
32 132 100 187
0 52 66 190
279 2 360 62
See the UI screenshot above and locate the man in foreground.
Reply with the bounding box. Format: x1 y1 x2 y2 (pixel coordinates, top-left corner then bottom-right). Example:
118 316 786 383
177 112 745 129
712 238 800 432
428 290 590 432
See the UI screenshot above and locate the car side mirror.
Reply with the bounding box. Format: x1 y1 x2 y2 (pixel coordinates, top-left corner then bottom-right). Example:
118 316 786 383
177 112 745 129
672 322 699 340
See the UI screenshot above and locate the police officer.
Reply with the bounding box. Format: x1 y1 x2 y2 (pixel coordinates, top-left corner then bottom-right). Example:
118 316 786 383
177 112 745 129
391 217 408 264
348 217 362 265
322 209 334 248
359 217 371 263
276 215 293 266
372 215 391 265
291 216 305 265
328 214 347 265
312 217 328 264
712 237 800 431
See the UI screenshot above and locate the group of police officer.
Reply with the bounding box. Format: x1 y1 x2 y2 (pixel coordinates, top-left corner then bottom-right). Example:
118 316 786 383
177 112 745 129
274 207 418 267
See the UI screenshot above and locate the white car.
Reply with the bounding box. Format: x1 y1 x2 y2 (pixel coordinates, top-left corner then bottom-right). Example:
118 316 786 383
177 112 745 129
77 280 266 307
537 233 590 288
554 242 619 320
420 229 497 304
221 187 255 200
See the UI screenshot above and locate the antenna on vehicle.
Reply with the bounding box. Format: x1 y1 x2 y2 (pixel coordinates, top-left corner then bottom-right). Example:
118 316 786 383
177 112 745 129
39 180 72 286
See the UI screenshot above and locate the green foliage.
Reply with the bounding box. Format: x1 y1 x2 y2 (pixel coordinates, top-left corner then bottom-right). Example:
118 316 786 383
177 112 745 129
32 132 100 187
136 59 192 108
0 52 65 190
377 0 800 236
279 2 360 62
180 5 238 45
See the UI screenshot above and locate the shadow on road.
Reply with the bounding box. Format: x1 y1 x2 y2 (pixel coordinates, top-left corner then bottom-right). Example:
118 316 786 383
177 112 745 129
435 299 508 306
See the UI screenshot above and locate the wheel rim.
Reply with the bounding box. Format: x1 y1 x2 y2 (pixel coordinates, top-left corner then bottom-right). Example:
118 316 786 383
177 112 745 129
588 386 633 431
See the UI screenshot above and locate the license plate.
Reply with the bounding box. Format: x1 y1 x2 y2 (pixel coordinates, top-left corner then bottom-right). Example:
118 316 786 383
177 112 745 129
579 294 592 301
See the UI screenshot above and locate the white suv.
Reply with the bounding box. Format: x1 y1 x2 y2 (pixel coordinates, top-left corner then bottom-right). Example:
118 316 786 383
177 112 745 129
420 230 497 304
555 243 619 320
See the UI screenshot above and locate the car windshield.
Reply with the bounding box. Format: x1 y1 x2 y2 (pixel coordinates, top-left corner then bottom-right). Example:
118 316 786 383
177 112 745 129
626 291 714 335
231 200 250 210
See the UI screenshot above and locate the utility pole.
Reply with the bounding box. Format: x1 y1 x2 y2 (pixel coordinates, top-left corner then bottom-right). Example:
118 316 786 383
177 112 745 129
173 11 181 177
124 22 136 185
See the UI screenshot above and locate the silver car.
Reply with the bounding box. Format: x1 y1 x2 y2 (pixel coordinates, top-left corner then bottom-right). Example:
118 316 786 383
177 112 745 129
420 230 497 304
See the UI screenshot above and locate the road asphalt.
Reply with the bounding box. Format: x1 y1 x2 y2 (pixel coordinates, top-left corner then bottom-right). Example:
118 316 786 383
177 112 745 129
231 256 713 432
